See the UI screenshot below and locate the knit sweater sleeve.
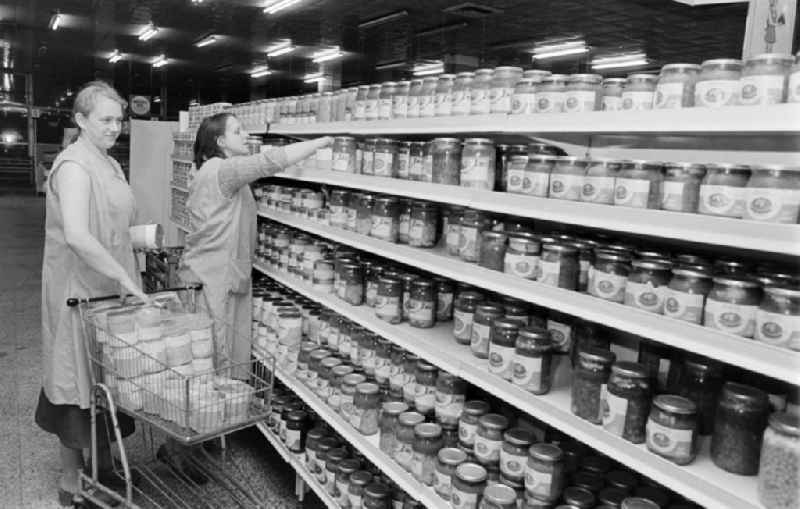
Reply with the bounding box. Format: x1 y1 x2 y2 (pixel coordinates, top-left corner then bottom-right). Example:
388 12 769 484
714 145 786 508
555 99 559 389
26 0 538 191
217 148 290 198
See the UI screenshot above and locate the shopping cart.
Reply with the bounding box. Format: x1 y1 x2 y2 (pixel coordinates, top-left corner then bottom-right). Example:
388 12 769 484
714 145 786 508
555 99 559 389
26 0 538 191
67 285 275 509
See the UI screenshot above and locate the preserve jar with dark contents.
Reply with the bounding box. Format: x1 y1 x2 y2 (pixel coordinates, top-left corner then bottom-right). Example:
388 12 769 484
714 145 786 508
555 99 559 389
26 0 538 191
571 348 616 424
538 243 580 290
479 231 508 272
602 361 652 444
711 382 770 475
757 412 800 509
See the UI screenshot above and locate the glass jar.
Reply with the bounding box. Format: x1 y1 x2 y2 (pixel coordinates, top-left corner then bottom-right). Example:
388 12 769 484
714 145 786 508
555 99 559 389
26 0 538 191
504 233 540 280
356 194 375 235
340 262 365 306
392 80 410 119
394 411 425 471
758 412 800 509
459 400 491 449
475 414 509 465
432 138 462 185
744 166 800 223
373 138 398 178
435 74 456 116
343 192 361 232
378 82 396 121
434 448 468 500
698 163 751 217
550 157 588 201
504 153 530 194
490 66 523 114
511 326 552 395
396 198 412 244
411 360 438 417
661 162 706 212
654 64 701 109
581 159 622 204
564 74 602 112
435 371 467 425
361 138 377 175
436 277 455 322
352 383 381 435
354 85 370 120
409 201 439 248
329 189 350 229
499 428 535 483
460 138 496 190
538 243 580 290
571 348 616 424
676 356 724 436
335 459 361 507
452 72 475 116
471 68 494 115
392 141 411 180
525 443 565 503
621 74 658 110
375 276 403 324
739 53 794 106
419 77 438 118
347 470 372 509
624 260 672 314
711 382 770 475
454 290 485 345
459 209 490 263
365 84 381 121
333 136 358 173
411 423 444 485
452 463 488 509
479 231 508 272
602 362 651 444
421 141 434 183
370 197 400 243
601 78 627 111
662 268 713 324
482 484 517 509
444 207 464 257
407 79 424 118
524 155 556 197
511 78 536 115
693 66 742 110
646 395 698 465
535 74 568 113
363 483 391 509
756 286 800 350
408 279 436 328
471 304 505 359
614 160 663 209
704 276 762 338
485 317 520 381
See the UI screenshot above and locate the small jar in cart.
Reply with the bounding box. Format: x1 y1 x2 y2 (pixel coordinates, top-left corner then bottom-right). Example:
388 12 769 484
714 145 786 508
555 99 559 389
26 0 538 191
490 66 523 114
435 371 467 426
434 447 468 501
621 74 658 110
646 394 698 465
739 53 794 105
601 78 626 111
661 162 706 212
550 157 588 201
474 413 509 465
460 138 496 190
434 74 456 116
571 347 616 424
581 159 621 204
481 484 517 509
411 422 444 486
453 290 484 345
564 73 602 112
614 160 664 209
535 74 568 113
471 303 505 359
704 276 762 338
695 58 743 107
654 63 701 109
602 361 651 444
431 137 462 185
744 165 800 223
524 443 565 503
538 243 580 290
624 259 672 314
524 155 556 197
470 68 494 115
755 286 800 350
378 81 396 120
758 412 800 509
711 382 770 475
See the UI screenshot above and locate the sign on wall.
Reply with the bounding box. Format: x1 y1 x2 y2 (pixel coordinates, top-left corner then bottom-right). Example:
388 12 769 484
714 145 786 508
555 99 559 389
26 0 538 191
129 95 151 118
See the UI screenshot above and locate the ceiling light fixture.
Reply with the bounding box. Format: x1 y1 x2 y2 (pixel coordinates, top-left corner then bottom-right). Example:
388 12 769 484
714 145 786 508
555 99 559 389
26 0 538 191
249 65 272 78
412 60 444 76
415 22 468 38
312 46 343 63
375 60 407 71
191 0 204 3
266 40 295 57
591 52 648 70
532 39 589 60
108 49 124 63
151 54 168 68
49 12 62 31
138 23 159 41
195 34 217 47
263 0 303 15
358 10 409 29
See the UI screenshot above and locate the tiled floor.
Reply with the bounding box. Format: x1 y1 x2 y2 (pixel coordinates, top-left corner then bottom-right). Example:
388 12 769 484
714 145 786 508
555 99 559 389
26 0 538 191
0 194 320 508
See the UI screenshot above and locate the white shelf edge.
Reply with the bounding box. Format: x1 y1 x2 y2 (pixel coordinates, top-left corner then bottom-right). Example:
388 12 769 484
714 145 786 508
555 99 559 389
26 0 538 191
273 169 800 257
171 157 194 165
255 422 339 509
268 104 800 136
255 264 764 509
258 209 800 385
252 350 449 509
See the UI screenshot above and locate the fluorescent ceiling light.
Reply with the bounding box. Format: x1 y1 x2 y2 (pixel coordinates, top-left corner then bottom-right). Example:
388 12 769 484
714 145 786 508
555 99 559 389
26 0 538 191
532 40 589 60
250 65 271 78
108 49 123 63
375 60 407 71
138 23 158 41
151 54 168 68
195 35 217 47
591 52 648 69
412 60 444 76
263 0 303 15
191 0 204 3
312 46 343 63
304 77 326 83
592 59 648 70
49 12 62 31
303 72 323 80
358 10 408 29
415 22 468 38
266 40 295 57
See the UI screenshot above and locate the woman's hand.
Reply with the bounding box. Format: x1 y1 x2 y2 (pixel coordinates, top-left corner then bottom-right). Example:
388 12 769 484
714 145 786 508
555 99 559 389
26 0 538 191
315 136 334 149
118 275 155 306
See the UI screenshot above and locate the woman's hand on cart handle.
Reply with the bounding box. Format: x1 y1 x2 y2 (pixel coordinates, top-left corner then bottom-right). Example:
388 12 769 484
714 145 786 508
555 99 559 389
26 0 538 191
119 276 161 307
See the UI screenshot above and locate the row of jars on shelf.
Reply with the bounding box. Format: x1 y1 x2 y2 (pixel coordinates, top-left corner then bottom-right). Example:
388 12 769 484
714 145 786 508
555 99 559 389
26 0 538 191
252 277 799 509
314 136 800 222
255 189 800 349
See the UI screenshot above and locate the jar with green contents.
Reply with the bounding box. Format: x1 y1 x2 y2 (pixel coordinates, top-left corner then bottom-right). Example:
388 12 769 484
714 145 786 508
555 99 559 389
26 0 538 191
412 423 444 485
408 201 439 248
317 357 342 400
354 85 370 120
370 196 400 243
535 74 568 113
504 232 541 280
654 64 701 109
624 259 672 314
375 276 403 324
460 138 496 190
305 427 326 472
435 371 468 425
394 411 425 471
538 243 579 290
361 138 377 175
503 149 529 194
614 160 664 209
432 138 462 185
454 290 485 345
479 231 508 272
662 268 712 324
380 401 409 456
744 165 800 223
661 162 706 212
436 278 455 322
564 73 602 112
704 276 762 338
434 447 468 500
452 462 488 509
512 326 553 395
566 239 596 292
601 78 627 111
471 68 494 115
474 414 509 465
550 157 587 201
757 412 800 509
571 348 616 424
524 156 556 197
445 207 465 256
621 74 658 110
488 318 522 381
581 159 622 204
695 58 743 107
358 332 378 375
698 163 751 217
459 209 490 263
500 428 535 483
408 279 436 328
739 54 794 105
646 395 698 465
602 362 651 444
525 443 565 503
378 81 396 120
413 360 439 416
711 382 770 475
471 303 505 359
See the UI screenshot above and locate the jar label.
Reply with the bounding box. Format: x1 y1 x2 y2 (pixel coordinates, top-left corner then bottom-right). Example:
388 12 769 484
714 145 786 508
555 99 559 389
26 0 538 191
450 488 479 509
549 173 583 200
435 392 466 422
601 385 630 437
504 252 539 279
646 419 694 458
488 343 516 380
535 91 565 113
407 96 420 117
453 90 472 115
349 493 362 509
470 322 492 356
699 184 745 217
371 216 397 241
538 259 562 287
471 88 491 114
379 98 393 120
695 79 738 107
614 177 651 208
414 384 437 413
744 187 800 223
332 152 352 172
524 469 554 498
507 168 526 193
474 434 503 462
446 224 462 253
654 82 686 109
490 86 514 113
433 469 453 498
704 298 758 337
361 152 374 175
500 449 527 477
459 421 478 445
436 92 454 116
511 92 536 114
739 74 786 106
459 226 480 260
512 354 544 392
661 181 689 211
354 101 366 120
373 152 394 177
408 297 435 323
755 309 800 348
564 90 597 113
365 99 379 120
453 309 474 339
581 175 616 204
460 155 493 189
393 95 408 118
420 94 436 117
375 295 401 321
624 281 665 313
789 71 800 103
409 218 435 246
546 320 573 353
621 91 654 110
602 96 622 111
524 171 550 197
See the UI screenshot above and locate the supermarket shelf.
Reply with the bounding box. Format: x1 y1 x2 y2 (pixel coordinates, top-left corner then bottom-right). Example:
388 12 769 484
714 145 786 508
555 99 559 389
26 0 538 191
258 209 800 385
251 347 448 509
170 183 189 193
254 263 763 509
266 104 800 136
272 168 800 256
255 422 338 509
171 157 194 165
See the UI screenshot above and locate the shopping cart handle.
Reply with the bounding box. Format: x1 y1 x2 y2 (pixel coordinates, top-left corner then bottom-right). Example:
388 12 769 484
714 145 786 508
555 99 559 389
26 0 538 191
66 284 203 307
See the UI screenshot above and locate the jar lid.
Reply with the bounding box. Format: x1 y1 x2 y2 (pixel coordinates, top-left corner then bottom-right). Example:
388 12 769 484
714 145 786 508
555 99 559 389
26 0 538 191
422 76 439 83
569 73 602 83
382 81 397 86
660 63 701 73
317 436 341 450
665 161 706 173
464 137 494 144
332 365 354 377
764 285 800 297
491 317 524 331
321 357 343 369
475 68 495 75
524 69 552 78
349 470 373 487
476 303 505 315
416 359 438 372
343 373 367 386
481 231 507 241
602 77 627 85
556 155 590 166
700 58 743 69
746 53 795 65
573 470 605 491
721 381 769 408
310 349 331 361
414 422 442 438
621 497 660 509
705 162 750 173
437 73 456 79
455 462 488 483
398 411 425 427
563 486 595 506
509 231 540 243
621 159 664 170
582 454 612 473
494 65 523 73
483 484 517 505
463 400 491 416
672 267 712 279
578 347 616 365
456 71 476 78
517 326 552 344
364 482 391 499
528 442 563 462
769 411 800 436
611 361 649 379
542 243 578 255
541 74 568 85
711 275 760 288
605 469 638 491
631 259 672 271
368 84 382 89
528 154 558 163
626 73 659 83
503 427 536 447
338 458 361 474
307 427 326 440
652 394 696 415
396 80 411 85
438 447 468 465
684 356 723 376
433 137 461 144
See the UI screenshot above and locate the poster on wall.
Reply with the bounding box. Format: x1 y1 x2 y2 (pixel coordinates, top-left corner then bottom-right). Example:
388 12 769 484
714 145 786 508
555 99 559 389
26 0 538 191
743 0 797 57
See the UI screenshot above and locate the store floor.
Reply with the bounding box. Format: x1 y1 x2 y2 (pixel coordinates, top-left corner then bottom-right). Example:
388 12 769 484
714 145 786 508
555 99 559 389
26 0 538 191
0 194 322 508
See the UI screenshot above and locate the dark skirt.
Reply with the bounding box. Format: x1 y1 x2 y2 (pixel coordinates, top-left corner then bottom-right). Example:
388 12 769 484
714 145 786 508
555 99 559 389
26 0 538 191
35 389 135 449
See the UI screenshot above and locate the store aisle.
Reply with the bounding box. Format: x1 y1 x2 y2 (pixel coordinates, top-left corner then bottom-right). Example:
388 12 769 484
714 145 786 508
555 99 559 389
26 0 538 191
0 194 319 508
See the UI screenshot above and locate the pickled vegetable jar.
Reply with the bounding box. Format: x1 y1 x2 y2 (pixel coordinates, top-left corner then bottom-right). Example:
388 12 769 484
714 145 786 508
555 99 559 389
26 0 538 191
654 64 701 109
539 243 580 290
571 347 616 424
646 395 698 465
621 74 658 110
504 232 541 280
614 160 664 209
739 53 794 105
460 138 496 190
661 162 706 212
755 286 800 349
525 443 565 503
564 74 602 113
333 136 358 173
602 362 651 444
695 59 743 107
408 201 439 248
354 85 370 120
624 259 672 314
744 165 800 223
435 74 456 117
704 276 762 337
452 72 475 116
356 193 375 235
413 360 439 416
601 78 626 111
475 413 509 465
471 69 494 115
434 447 468 500
550 157 588 201
711 382 770 475
471 303 505 359
453 290 484 345
479 231 508 272
535 74 568 113
490 66 523 114
524 156 556 197
512 326 552 395
757 412 800 509
582 159 622 204
488 317 521 381
432 137 462 185
505 154 529 194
